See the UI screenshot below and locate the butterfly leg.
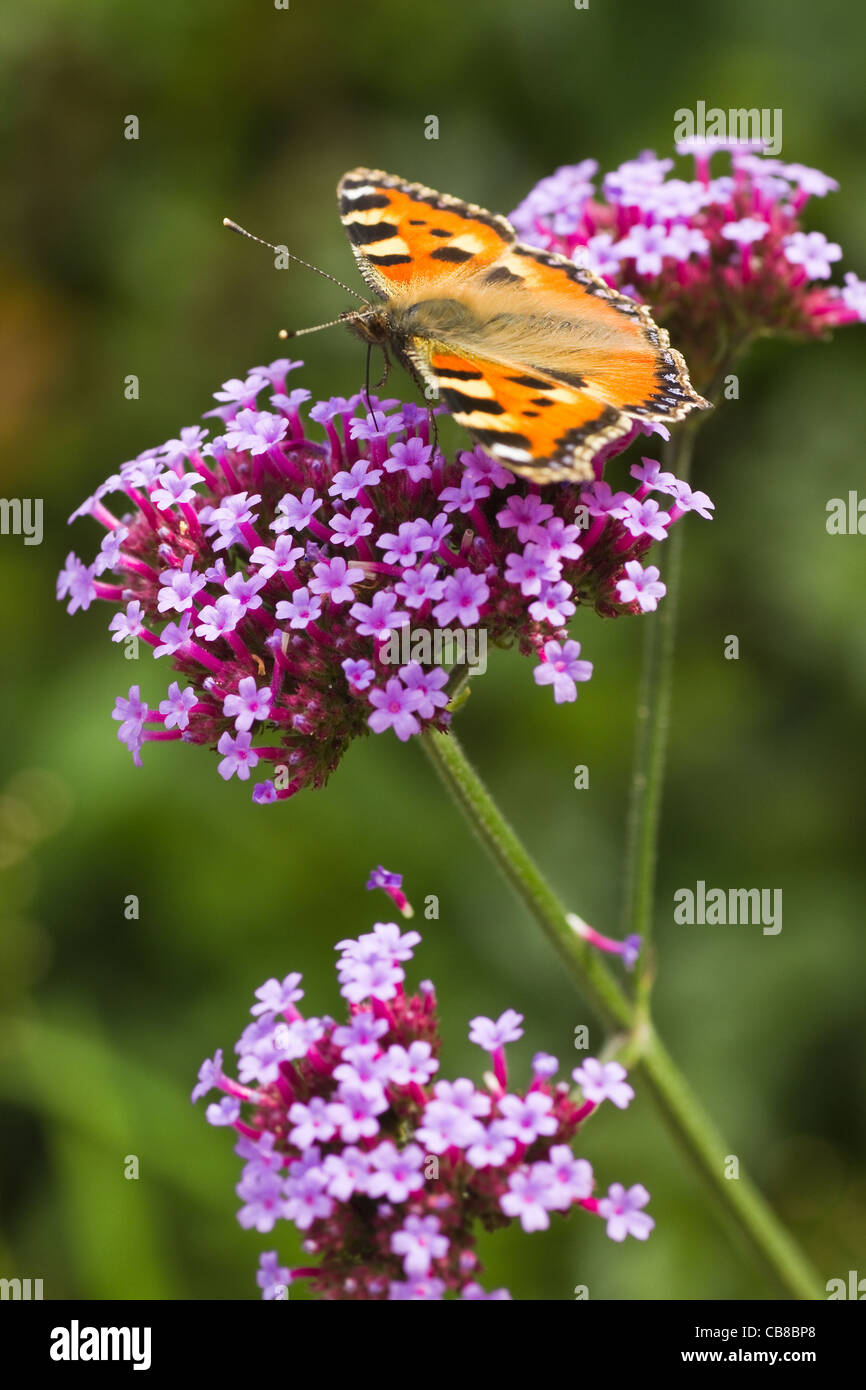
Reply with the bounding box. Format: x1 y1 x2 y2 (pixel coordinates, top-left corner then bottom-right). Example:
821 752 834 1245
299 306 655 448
373 345 391 392
362 342 382 432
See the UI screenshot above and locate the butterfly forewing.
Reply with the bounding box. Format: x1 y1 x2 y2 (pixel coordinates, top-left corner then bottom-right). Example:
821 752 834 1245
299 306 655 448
338 168 514 294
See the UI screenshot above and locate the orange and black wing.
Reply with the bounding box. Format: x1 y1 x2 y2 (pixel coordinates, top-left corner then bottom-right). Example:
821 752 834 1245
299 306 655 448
499 241 709 425
414 349 634 482
338 168 515 295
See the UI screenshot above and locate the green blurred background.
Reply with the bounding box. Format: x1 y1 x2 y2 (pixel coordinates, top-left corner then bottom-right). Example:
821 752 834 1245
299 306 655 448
1 0 864 1301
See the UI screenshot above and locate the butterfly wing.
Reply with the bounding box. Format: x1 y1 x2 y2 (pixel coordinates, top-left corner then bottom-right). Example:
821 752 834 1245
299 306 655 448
407 243 708 480
337 170 709 480
338 168 515 296
495 241 708 425
404 347 633 482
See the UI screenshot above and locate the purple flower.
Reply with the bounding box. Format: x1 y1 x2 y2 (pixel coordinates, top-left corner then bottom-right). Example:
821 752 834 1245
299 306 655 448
224 570 267 615
196 594 243 641
395 564 445 609
329 459 383 500
327 1084 389 1143
275 587 322 631
466 1121 516 1169
112 685 147 766
367 1142 426 1202
618 497 671 542
573 232 622 279
251 972 303 1016
109 600 146 643
384 437 434 480
469 1009 524 1051
385 1040 439 1086
309 556 364 604
499 1092 558 1144
151 469 204 510
272 486 322 533
615 223 670 276
573 1058 635 1110
432 570 489 627
61 358 709 802
377 520 434 567
664 224 710 261
721 218 769 246
398 662 449 719
223 676 272 731
783 230 842 279
217 729 259 781
500 1168 556 1232
198 874 651 1299
207 1096 241 1127
342 657 375 691
289 1097 337 1149
616 560 667 613
391 1214 448 1276
496 493 554 543
538 1145 594 1208
439 473 490 514
257 1251 292 1300
213 374 268 406
350 589 409 640
598 1182 655 1242
672 481 714 519
783 163 839 198
191 1048 224 1103
505 543 561 597
630 457 678 495
250 535 304 579
160 681 198 730
533 639 593 704
330 506 374 547
840 272 866 321
157 556 207 613
528 580 576 626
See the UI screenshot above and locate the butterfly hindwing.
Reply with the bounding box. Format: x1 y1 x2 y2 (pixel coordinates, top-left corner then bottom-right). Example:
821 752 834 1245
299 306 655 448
501 241 707 422
417 349 633 482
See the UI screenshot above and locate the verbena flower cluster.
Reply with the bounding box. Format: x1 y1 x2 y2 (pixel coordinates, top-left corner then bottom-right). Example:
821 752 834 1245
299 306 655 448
193 870 651 1300
511 142 866 390
58 362 710 802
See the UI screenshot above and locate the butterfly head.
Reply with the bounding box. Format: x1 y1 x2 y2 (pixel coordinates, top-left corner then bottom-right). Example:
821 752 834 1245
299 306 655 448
341 305 394 348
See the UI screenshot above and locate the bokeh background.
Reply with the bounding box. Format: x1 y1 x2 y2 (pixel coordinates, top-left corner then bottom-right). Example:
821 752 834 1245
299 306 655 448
1 0 864 1301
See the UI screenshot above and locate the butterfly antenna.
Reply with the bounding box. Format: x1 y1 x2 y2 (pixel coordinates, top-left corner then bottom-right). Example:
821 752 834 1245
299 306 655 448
222 217 368 302
279 317 353 339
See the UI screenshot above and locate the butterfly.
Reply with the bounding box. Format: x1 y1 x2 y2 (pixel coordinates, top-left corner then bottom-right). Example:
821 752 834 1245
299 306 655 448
334 168 710 483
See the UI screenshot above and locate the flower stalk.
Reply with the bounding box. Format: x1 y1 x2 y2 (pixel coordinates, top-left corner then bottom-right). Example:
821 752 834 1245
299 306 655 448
420 726 823 1300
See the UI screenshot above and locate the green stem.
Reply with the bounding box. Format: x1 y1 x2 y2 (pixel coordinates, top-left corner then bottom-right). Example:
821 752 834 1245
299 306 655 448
622 422 696 990
421 726 632 1032
420 726 824 1300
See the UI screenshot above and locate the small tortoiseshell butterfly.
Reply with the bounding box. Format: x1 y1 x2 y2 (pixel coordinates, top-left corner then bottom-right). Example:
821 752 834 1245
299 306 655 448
335 169 710 482
227 169 709 482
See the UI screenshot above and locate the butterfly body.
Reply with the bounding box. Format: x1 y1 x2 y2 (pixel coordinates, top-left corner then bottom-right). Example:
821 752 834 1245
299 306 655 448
338 168 710 481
